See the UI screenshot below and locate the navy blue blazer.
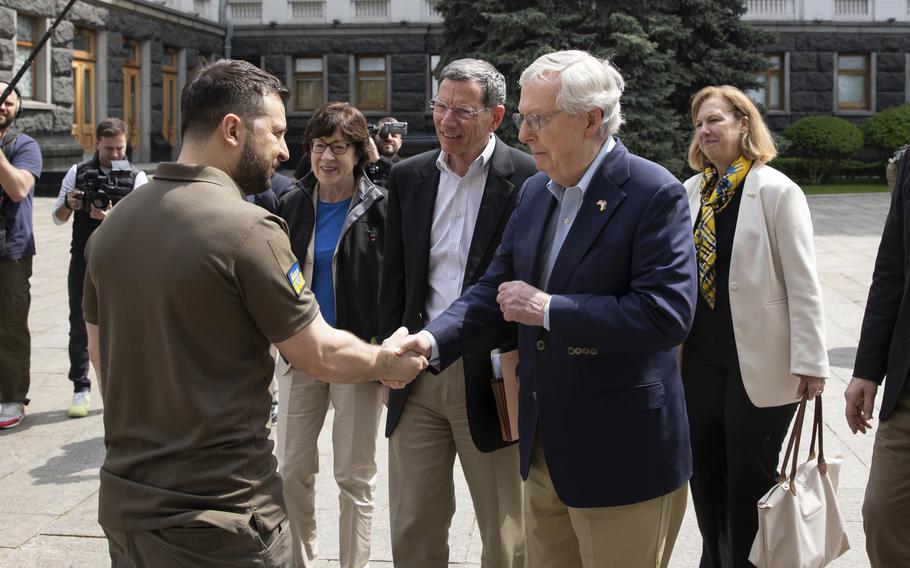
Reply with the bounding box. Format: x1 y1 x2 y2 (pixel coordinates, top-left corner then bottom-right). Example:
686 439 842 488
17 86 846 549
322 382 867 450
426 140 697 508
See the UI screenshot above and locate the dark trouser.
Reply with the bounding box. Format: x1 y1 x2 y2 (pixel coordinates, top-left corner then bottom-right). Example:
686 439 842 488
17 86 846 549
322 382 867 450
0 256 32 404
863 383 910 566
103 519 292 568
67 252 91 392
681 354 797 568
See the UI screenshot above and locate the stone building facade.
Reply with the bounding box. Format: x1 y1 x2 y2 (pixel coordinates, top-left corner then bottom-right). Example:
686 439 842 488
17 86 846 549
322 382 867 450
1 0 223 193
229 0 443 166
744 0 910 130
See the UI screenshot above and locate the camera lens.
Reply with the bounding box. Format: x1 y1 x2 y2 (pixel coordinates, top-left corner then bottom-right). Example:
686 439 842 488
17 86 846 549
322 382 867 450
92 190 111 210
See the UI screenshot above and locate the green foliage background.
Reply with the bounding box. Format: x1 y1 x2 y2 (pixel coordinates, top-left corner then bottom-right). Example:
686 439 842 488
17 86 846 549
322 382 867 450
433 0 773 176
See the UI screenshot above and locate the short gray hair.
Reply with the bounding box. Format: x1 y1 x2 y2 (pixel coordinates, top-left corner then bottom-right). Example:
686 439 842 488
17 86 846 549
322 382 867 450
438 58 506 108
519 50 624 138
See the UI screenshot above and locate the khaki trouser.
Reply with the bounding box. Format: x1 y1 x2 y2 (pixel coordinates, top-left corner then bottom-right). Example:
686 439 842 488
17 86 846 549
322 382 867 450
103 519 291 568
275 361 383 568
863 384 910 566
524 437 687 568
389 359 525 568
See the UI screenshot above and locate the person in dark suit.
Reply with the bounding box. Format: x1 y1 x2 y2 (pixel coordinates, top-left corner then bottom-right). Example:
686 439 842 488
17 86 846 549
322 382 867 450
379 58 536 568
848 146 910 565
391 50 697 568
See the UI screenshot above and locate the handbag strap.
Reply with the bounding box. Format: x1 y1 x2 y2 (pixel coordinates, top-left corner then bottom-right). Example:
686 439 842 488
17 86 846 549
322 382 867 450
778 394 809 493
807 394 827 475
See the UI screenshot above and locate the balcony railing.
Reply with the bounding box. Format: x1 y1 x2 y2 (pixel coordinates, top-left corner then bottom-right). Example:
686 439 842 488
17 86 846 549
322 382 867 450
353 0 389 20
229 1 262 21
834 0 869 16
746 0 795 15
290 0 324 20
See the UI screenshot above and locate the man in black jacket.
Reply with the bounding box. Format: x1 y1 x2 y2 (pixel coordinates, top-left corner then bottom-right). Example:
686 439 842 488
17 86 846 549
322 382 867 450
380 59 536 568
849 145 910 565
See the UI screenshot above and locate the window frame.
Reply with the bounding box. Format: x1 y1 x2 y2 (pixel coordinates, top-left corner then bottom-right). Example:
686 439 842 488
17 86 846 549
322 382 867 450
834 52 875 114
291 56 326 114
353 54 389 114
14 13 51 105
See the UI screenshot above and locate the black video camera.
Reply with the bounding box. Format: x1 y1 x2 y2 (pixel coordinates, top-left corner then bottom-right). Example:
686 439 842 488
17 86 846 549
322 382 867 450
368 121 408 138
81 160 133 210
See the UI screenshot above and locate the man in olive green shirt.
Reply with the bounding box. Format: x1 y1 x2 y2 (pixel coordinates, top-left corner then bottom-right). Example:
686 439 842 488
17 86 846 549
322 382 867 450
84 59 425 567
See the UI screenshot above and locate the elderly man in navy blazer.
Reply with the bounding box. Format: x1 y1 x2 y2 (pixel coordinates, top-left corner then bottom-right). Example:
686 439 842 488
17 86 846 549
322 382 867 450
390 50 697 567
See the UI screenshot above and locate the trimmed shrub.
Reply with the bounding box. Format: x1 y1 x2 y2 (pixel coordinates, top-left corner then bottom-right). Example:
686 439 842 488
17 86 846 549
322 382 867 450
783 116 864 184
862 104 910 153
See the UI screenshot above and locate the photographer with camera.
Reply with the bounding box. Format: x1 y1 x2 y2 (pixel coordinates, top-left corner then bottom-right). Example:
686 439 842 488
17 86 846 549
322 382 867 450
52 118 146 418
365 116 406 188
0 81 42 430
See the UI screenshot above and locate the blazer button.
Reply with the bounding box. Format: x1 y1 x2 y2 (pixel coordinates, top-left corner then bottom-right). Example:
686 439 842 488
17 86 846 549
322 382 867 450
730 282 738 291
531 391 538 400
536 340 546 351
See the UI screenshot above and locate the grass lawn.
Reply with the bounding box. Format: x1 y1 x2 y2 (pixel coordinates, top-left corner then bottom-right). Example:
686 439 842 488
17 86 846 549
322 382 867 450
802 184 889 195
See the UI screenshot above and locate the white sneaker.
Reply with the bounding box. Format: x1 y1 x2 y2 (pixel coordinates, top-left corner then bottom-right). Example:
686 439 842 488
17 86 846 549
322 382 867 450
68 391 90 418
0 402 25 429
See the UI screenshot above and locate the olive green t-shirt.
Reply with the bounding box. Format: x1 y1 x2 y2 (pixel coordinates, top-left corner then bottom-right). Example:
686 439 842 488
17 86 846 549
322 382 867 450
83 163 318 534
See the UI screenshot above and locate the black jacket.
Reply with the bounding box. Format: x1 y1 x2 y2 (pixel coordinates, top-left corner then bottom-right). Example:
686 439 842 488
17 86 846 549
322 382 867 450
278 171 386 341
379 136 537 452
854 151 910 420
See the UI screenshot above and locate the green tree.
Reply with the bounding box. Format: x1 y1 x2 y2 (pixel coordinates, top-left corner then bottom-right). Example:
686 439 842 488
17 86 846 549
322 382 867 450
783 116 864 184
433 0 773 177
862 104 910 154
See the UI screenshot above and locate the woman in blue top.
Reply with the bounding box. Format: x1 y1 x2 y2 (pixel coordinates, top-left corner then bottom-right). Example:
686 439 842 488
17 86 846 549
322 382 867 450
275 102 387 568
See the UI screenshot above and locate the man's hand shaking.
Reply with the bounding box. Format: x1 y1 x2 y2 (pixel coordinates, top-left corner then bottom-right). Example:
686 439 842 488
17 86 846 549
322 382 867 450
379 327 429 389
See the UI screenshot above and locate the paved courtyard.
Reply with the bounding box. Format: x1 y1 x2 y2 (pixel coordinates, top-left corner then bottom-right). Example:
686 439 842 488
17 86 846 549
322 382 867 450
0 192 891 567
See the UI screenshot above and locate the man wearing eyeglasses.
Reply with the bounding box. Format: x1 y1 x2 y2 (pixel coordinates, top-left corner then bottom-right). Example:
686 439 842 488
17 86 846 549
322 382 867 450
392 50 697 567
379 58 536 568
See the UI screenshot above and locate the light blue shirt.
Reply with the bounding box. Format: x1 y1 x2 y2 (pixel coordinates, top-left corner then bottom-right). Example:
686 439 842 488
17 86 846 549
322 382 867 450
421 137 616 363
540 136 615 329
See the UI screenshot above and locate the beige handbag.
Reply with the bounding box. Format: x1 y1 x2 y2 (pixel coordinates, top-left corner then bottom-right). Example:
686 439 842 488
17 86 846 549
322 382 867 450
748 395 850 568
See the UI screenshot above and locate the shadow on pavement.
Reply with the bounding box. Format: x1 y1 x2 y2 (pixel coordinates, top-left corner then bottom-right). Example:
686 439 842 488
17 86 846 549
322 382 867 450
28 436 105 485
829 346 858 370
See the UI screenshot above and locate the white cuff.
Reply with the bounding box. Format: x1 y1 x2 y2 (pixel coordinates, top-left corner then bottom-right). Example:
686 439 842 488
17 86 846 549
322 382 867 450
418 329 441 367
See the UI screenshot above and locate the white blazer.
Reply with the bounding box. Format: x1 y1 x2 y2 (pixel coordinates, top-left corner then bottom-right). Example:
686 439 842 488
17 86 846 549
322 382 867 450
683 163 829 408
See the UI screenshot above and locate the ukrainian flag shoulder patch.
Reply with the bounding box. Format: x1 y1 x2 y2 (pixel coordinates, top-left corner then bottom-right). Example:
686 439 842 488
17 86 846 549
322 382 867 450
287 261 305 295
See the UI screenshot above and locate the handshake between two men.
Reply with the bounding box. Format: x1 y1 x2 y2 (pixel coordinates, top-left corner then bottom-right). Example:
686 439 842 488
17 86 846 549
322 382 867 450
380 280 551 367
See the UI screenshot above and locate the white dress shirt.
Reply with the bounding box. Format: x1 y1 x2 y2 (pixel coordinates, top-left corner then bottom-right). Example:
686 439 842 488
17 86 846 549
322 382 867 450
424 134 497 322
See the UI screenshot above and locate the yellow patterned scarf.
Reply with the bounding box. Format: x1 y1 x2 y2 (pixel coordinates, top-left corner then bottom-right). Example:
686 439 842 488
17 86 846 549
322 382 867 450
694 156 753 309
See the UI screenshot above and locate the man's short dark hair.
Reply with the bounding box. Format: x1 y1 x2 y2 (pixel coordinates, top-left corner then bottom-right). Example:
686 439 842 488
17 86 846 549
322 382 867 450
181 59 289 139
96 118 129 140
305 102 373 172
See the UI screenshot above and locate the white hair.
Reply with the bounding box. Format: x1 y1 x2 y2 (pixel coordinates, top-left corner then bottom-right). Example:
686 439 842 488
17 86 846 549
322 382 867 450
518 50 625 138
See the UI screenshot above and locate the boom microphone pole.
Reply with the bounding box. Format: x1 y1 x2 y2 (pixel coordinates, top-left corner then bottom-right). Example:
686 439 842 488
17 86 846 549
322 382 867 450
0 0 79 109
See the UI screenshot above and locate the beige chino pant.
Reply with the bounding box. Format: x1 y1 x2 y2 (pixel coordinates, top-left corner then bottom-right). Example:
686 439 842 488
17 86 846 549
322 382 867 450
276 363 383 568
388 359 525 568
863 384 910 566
524 437 687 568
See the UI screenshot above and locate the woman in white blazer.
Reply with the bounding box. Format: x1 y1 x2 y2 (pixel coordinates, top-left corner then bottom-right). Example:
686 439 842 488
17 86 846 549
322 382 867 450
681 85 829 568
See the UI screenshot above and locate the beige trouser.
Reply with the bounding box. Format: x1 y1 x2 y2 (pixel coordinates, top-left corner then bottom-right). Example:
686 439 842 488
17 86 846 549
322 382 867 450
863 384 910 566
524 437 687 568
276 362 383 568
389 359 525 568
